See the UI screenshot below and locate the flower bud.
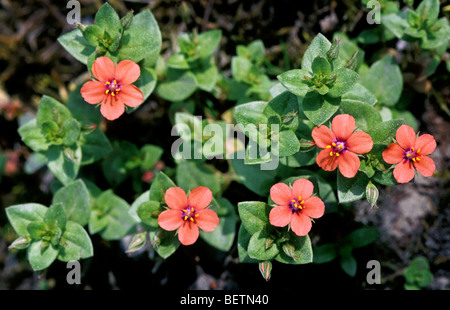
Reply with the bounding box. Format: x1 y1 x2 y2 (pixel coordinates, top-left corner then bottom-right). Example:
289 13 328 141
8 236 31 250
366 181 379 208
345 51 359 71
259 261 272 281
126 232 147 253
327 38 341 60
121 10 134 29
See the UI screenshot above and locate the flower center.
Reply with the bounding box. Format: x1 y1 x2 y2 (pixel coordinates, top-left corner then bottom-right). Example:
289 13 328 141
404 147 422 162
289 196 305 214
181 206 199 223
105 79 122 97
326 140 347 157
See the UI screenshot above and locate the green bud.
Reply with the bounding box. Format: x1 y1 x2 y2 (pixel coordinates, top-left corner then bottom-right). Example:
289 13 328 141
9 236 31 250
121 10 134 29
126 232 147 253
345 51 359 71
299 138 316 152
258 261 272 281
327 38 341 60
178 1 191 23
366 181 379 208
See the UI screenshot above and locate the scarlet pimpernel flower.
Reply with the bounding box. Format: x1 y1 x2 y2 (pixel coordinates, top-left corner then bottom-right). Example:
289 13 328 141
80 56 143 121
312 114 373 178
158 186 219 246
269 179 325 236
382 124 436 183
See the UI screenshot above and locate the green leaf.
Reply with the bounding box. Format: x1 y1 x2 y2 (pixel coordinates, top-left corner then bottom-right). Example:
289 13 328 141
45 144 82 185
263 91 299 131
149 172 177 204
274 130 300 157
381 13 409 39
313 243 337 263
18 119 49 152
416 0 440 28
27 240 59 271
275 234 313 264
347 227 379 248
167 53 190 69
341 83 377 106
230 158 278 196
27 222 49 240
91 190 136 240
301 91 341 125
176 160 223 196
200 197 238 252
82 24 104 46
302 33 341 72
311 56 331 76
44 203 67 232
52 179 91 227
337 170 369 203
79 129 112 165
118 28 156 63
339 100 382 132
192 57 219 92
58 221 93 262
156 70 197 102
128 190 150 223
6 203 48 237
237 201 270 235
57 29 96 64
360 55 403 106
196 29 222 59
137 200 161 228
36 96 72 128
339 245 357 277
67 84 101 126
247 229 279 261
237 225 260 263
149 229 180 259
327 67 359 98
135 67 157 102
277 69 311 97
94 3 122 32
366 119 405 145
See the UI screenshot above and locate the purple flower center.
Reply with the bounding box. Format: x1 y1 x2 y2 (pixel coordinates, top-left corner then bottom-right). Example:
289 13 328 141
288 196 305 214
105 79 122 96
181 206 199 222
404 147 422 163
326 140 347 157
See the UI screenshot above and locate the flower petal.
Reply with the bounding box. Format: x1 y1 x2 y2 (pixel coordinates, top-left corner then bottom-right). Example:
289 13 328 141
80 81 106 104
270 182 293 206
414 134 436 156
302 197 325 219
332 114 355 141
158 209 183 231
117 84 144 108
91 56 115 82
316 149 339 172
393 159 415 183
290 213 312 236
188 186 213 210
338 151 360 178
164 187 188 210
269 205 292 228
414 156 435 178
196 209 219 232
100 95 125 121
382 143 405 164
396 124 416 150
178 221 199 246
346 131 373 154
291 178 314 200
115 60 141 85
311 125 335 148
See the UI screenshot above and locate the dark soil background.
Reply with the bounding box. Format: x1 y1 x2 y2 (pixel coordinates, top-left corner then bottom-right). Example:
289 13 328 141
0 0 449 290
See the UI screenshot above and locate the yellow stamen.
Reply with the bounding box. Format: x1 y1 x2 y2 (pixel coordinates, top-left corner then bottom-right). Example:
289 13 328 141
330 151 334 156
113 80 117 85
105 90 109 94
338 144 343 149
326 145 331 149
336 153 340 157
116 88 121 92
332 142 336 147
417 149 421 153
184 216 188 221
111 93 115 96
105 81 110 85
298 196 302 200
292 199 296 203
406 153 411 157
191 207 194 212
411 147 415 151
294 203 298 208
416 157 421 161
300 200 304 204
195 214 199 217
190 217 194 222
412 158 416 162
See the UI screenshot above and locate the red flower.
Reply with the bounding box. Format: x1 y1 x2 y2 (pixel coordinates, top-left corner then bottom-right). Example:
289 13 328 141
382 124 436 183
269 179 325 236
311 114 373 178
158 186 219 246
80 56 144 121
